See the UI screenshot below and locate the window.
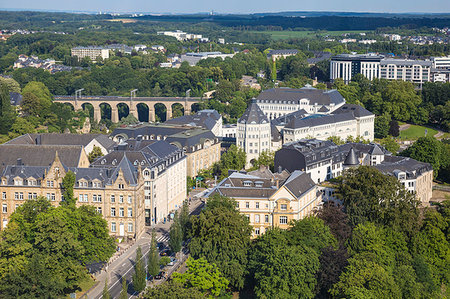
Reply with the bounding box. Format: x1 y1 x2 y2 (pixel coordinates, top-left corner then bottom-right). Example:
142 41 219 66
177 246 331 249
128 208 133 217
46 180 54 187
2 192 5 199
236 202 239 208
79 194 83 202
255 214 260 223
51 193 55 201
118 184 124 189
128 223 133 232
111 222 116 232
245 202 250 209
280 204 287 210
119 208 124 217
265 215 269 223
255 227 260 235
280 216 288 224
128 196 132 204
93 195 102 203
111 208 116 217
110 195 115 203
255 202 259 209
83 194 88 202
96 207 102 214
2 204 7 213
119 195 124 203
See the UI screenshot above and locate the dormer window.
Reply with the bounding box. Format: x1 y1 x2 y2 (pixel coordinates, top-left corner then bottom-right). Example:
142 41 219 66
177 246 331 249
243 181 252 187
143 170 150 177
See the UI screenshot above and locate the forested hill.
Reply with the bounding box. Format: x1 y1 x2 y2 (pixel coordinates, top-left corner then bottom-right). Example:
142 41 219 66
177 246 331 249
136 14 450 30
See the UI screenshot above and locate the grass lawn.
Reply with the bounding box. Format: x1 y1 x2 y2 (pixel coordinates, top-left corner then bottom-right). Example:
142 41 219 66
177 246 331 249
66 276 96 299
252 30 372 40
399 125 438 139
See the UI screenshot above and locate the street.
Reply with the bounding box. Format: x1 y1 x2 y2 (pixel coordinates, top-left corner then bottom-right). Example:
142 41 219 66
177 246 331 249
88 196 205 299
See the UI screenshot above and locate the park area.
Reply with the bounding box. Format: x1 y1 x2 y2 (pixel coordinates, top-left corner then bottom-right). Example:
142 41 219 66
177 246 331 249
399 125 438 139
253 30 372 40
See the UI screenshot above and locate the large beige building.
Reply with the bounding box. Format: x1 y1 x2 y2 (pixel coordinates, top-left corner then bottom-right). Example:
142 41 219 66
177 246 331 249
208 166 322 238
1 139 188 239
71 46 110 61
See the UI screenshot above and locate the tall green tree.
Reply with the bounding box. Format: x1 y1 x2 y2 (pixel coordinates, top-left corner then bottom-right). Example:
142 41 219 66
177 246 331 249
119 277 128 299
0 82 16 135
61 170 76 207
188 194 252 290
88 145 104 163
169 211 183 254
102 279 111 299
337 166 420 235
142 281 204 299
132 246 146 293
148 230 160 277
179 199 190 240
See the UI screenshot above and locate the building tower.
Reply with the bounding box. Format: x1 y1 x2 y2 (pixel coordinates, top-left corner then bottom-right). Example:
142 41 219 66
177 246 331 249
237 99 271 167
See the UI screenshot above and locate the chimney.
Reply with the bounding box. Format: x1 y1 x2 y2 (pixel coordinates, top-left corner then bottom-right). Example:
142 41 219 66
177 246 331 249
16 158 23 166
278 165 282 173
276 179 279 189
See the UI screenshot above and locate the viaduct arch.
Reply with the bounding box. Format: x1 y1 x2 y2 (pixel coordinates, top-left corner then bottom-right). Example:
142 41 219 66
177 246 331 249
53 95 202 123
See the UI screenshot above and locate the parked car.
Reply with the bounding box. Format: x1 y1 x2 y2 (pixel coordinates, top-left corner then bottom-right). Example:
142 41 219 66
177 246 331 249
159 249 171 256
155 271 166 280
168 257 177 266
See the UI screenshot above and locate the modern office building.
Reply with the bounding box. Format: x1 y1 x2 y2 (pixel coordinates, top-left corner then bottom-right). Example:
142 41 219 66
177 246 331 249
180 52 235 66
379 59 432 84
330 54 383 83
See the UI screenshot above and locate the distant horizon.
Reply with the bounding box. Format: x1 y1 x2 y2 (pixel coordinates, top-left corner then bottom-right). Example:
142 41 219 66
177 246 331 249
2 8 450 15
1 0 450 16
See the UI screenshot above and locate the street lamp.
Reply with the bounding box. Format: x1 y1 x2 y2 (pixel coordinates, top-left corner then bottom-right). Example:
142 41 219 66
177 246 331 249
130 89 138 100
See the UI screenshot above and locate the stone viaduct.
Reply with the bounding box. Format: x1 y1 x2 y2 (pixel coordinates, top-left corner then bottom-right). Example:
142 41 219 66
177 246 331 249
53 95 202 122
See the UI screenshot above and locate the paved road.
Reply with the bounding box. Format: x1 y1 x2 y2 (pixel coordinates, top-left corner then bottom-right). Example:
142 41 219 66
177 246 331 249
88 197 205 299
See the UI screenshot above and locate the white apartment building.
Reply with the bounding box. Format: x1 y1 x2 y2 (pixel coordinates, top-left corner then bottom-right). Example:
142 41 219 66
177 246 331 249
432 56 450 69
255 85 346 120
237 101 272 167
71 46 110 61
275 139 433 204
379 59 432 84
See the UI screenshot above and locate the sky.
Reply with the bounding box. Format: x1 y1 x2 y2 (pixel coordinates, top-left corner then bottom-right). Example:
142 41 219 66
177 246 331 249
1 0 450 14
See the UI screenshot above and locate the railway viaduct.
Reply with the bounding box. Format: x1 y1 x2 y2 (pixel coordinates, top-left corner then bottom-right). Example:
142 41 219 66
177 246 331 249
53 95 202 122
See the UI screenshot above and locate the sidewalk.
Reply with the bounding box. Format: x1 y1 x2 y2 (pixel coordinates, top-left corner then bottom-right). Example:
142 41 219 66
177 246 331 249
85 197 204 299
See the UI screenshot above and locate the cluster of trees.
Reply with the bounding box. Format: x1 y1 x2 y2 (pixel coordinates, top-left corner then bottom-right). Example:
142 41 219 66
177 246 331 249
401 136 450 183
150 166 449 298
0 173 116 298
0 78 89 143
333 75 450 132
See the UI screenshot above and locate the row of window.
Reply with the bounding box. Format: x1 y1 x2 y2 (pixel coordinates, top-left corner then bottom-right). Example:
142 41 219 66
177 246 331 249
110 207 133 217
111 222 133 233
238 201 288 210
245 214 288 225
110 195 132 204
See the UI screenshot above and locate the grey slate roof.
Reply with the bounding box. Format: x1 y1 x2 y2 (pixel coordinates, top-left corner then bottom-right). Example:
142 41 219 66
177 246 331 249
268 49 299 56
6 133 115 149
165 109 221 132
283 170 316 198
332 104 374 118
284 112 355 129
343 148 359 165
0 144 84 173
271 109 308 127
239 100 269 125
256 87 345 106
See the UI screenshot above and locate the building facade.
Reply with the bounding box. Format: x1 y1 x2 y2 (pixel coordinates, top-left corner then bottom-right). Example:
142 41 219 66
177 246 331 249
275 139 433 204
71 46 110 60
237 100 272 167
207 166 321 237
330 54 383 83
379 59 432 84
255 86 346 120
